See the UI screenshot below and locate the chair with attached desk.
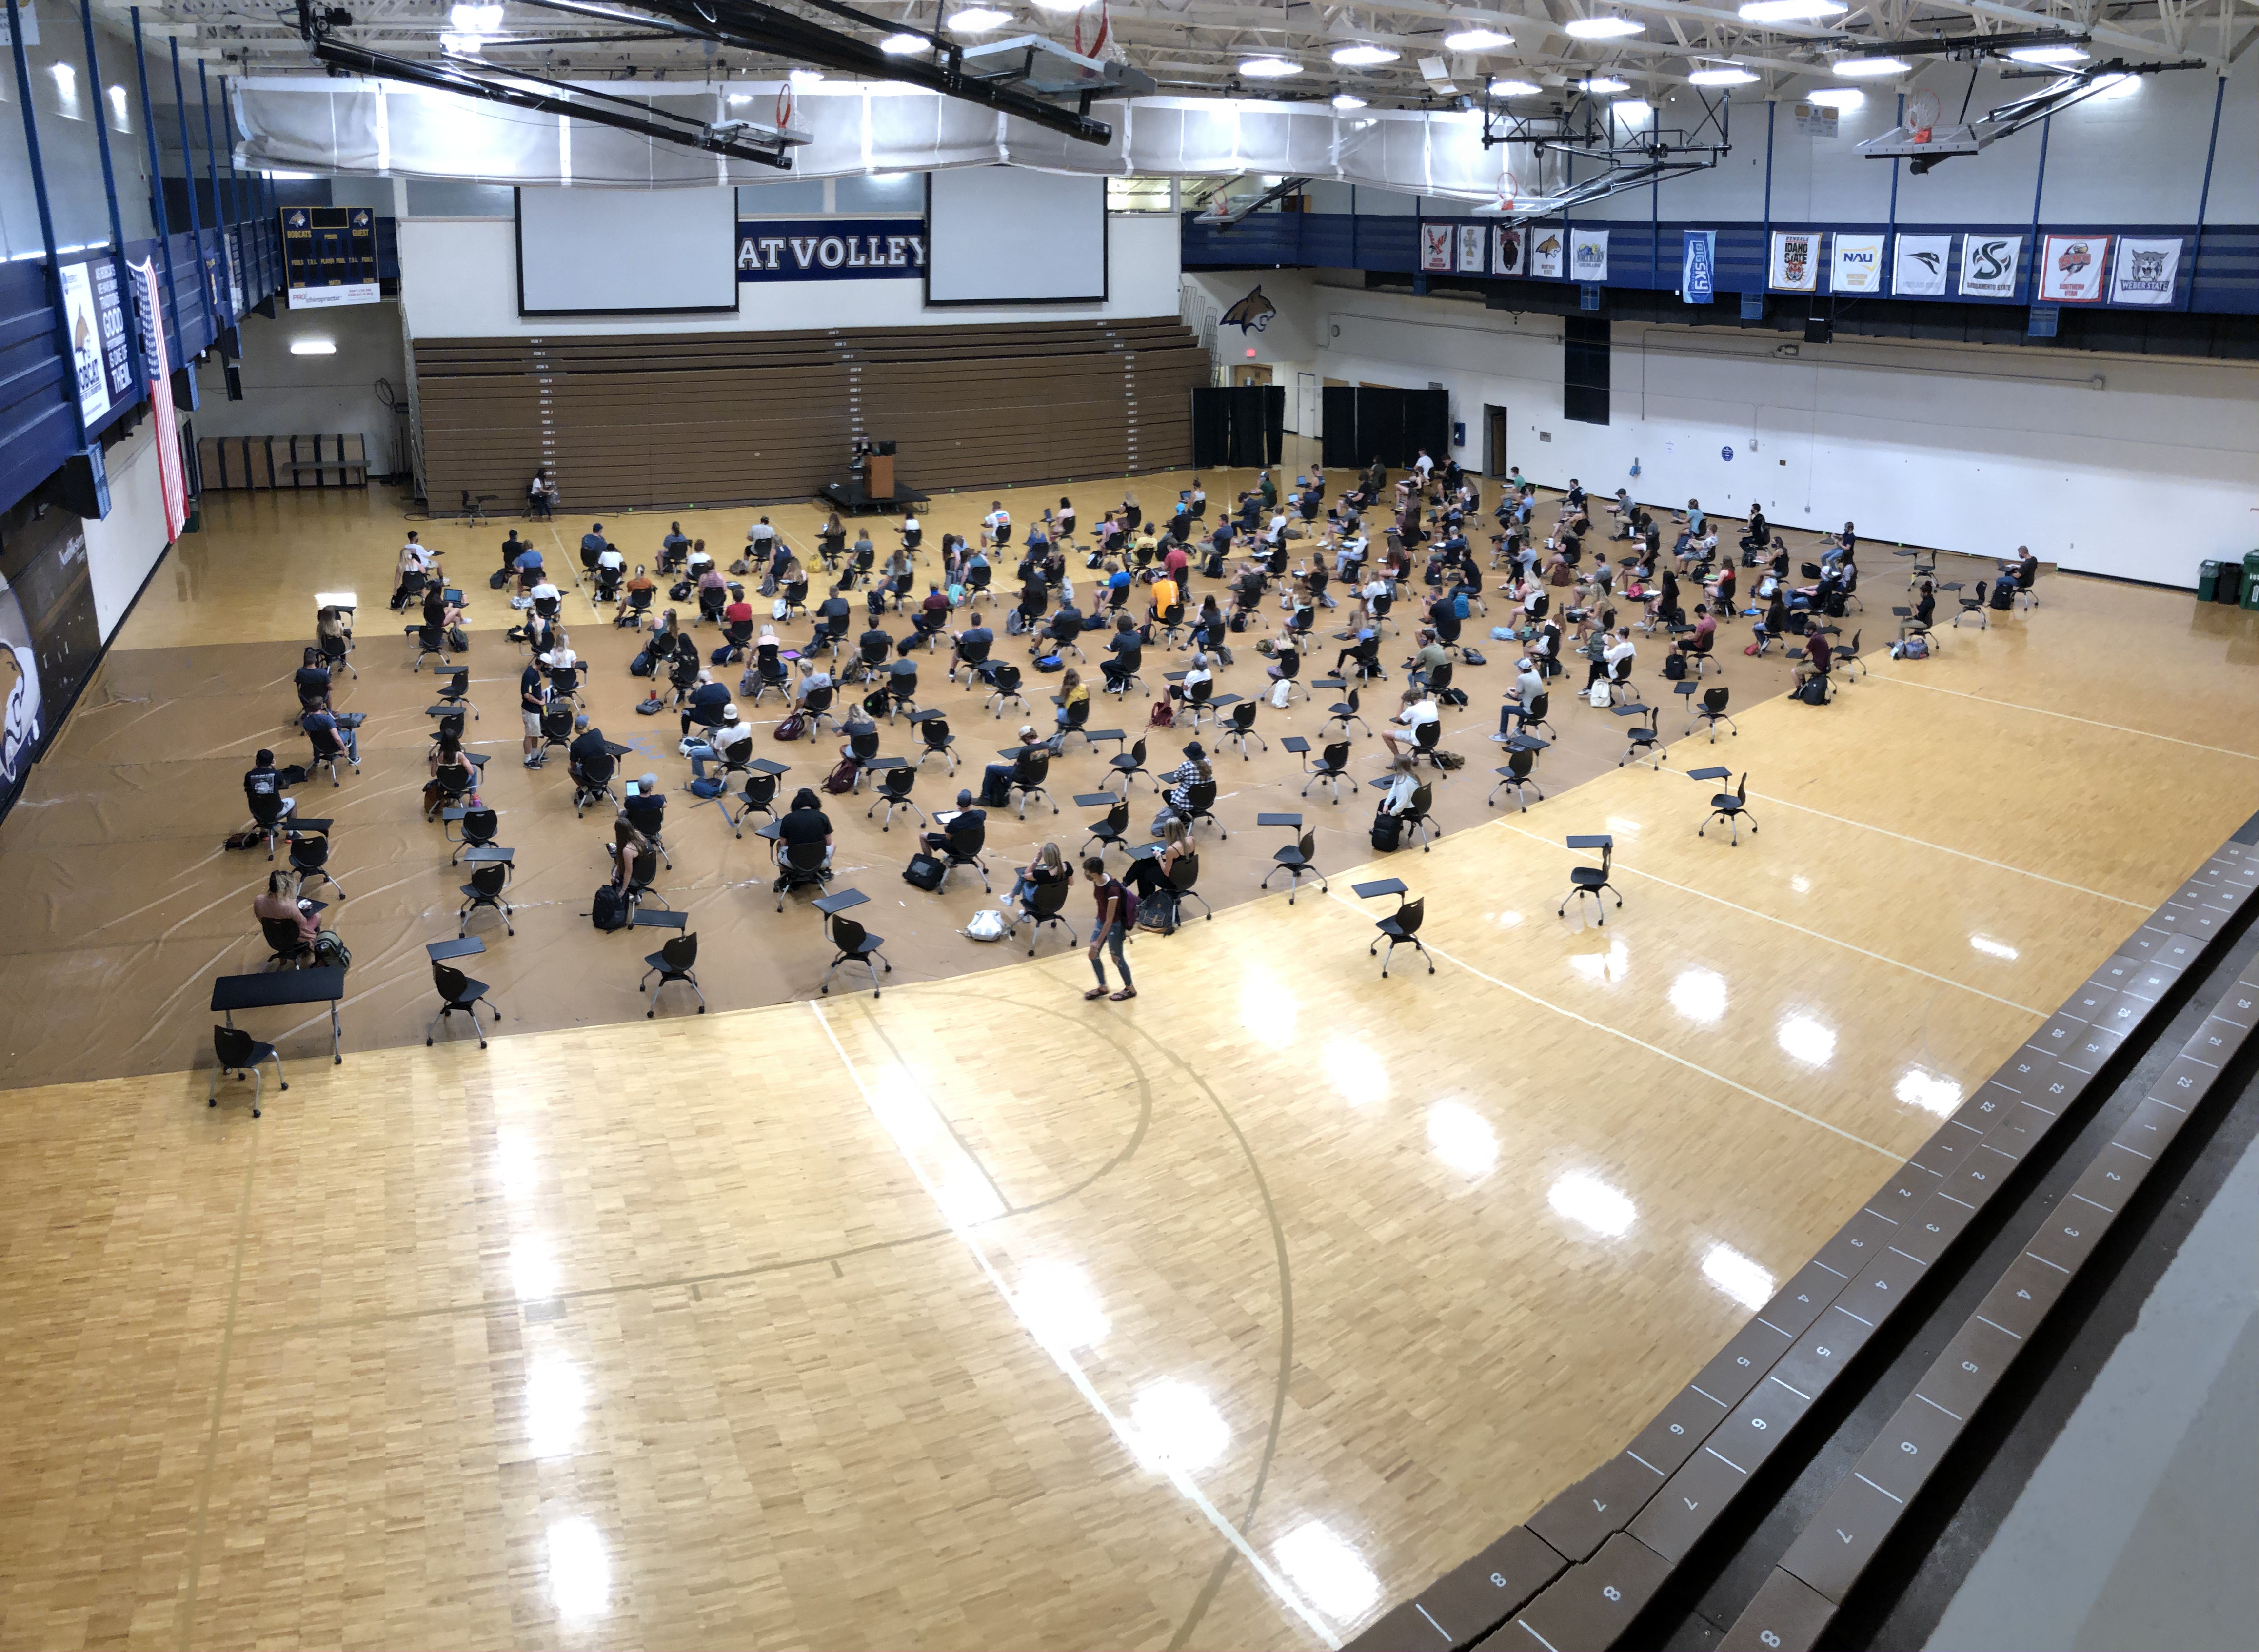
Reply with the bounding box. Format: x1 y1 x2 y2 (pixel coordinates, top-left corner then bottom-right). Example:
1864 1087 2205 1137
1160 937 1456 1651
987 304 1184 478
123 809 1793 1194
866 765 927 831
1172 777 1226 840
288 831 344 900
1106 735 1154 794
1009 877 1079 954
934 814 991 893
428 960 500 1048
448 805 499 862
572 751 618 818
459 861 515 936
820 911 891 997
623 790 672 870
1179 676 1218 728
1007 750 1057 817
1696 684 1736 741
1616 702 1663 770
617 584 654 629
1081 794 1131 858
1054 694 1093 751
1955 582 1990 628
409 623 448 669
1165 850 1212 920
985 663 1029 719
1401 782 1439 851
800 683 841 735
1559 834 1622 924
912 714 958 773
774 839 834 910
318 630 356 680
306 719 359 787
1260 829 1328 904
1302 738 1352 803
640 933 707 1015
1833 628 1866 680
1322 683 1371 740
747 651 792 705
717 768 781 837
1696 768 1757 845
209 1025 286 1116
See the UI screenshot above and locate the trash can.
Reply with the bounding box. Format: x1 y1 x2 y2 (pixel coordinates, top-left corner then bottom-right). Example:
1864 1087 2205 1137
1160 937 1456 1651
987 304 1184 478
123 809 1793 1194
2222 563 2245 606
2244 550 2259 610
2198 559 2219 602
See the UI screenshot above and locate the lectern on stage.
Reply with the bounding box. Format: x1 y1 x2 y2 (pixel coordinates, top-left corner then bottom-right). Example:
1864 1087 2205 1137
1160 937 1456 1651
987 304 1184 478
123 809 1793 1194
821 438 929 516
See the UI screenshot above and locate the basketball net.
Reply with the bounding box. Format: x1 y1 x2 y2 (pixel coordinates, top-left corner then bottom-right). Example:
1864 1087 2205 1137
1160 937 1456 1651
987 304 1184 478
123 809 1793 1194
1072 1 1110 58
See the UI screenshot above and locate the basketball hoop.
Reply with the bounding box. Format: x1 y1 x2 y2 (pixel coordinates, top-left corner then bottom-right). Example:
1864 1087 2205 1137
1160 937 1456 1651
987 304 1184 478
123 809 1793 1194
776 83 795 131
1905 89 1941 144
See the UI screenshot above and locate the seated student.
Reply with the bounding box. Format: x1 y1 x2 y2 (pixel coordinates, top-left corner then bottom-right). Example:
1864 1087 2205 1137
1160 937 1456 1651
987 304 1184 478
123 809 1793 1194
303 704 357 769
1333 620 1380 676
1706 561 1738 614
1376 751 1421 820
623 772 667 842
723 584 755 631
1124 817 1191 904
498 529 529 576
646 608 683 665
776 787 836 868
924 789 987 863
316 603 354 655
426 729 474 816
1794 627 1833 692
294 648 334 712
1191 595 1228 652
1503 655 1546 723
609 815 653 894
578 521 608 568
392 533 435 609
1901 578 1938 639
1381 687 1438 760
422 582 466 633
244 747 296 825
1678 603 1719 658
683 539 714 585
981 501 1012 550
619 563 658 618
1010 839 1071 909
1825 521 1859 569
1043 597 1084 658
1173 649 1214 711
684 703 750 782
659 521 690 570
1099 614 1142 693
679 670 729 738
811 584 852 646
949 615 996 683
2011 545 2040 592
1050 668 1090 745
1146 569 1180 626
527 468 557 519
1602 625 1637 685
978 727 1047 807
1407 626 1450 683
566 714 608 780
1151 740 1211 837
511 540 544 591
252 870 323 946
1752 590 1791 655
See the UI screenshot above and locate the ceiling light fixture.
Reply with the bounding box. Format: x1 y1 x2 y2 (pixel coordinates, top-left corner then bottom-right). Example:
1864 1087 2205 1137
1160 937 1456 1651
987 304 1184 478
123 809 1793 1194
1804 86 1864 108
438 32 487 54
1565 14 1643 38
1687 65 1759 84
1738 0 1846 20
1237 56 1303 77
2007 42 2090 64
788 67 824 86
878 32 930 53
1612 97 1652 119
449 2 503 30
945 7 1012 32
1577 75 1629 93
1833 55 1909 76
290 339 337 356
1488 76 1542 96
1443 27 1512 50
1331 92 1368 108
1330 44 1400 66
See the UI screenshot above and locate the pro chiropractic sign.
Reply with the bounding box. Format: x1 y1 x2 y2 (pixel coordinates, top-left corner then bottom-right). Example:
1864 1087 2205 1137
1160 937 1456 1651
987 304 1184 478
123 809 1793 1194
737 218 926 282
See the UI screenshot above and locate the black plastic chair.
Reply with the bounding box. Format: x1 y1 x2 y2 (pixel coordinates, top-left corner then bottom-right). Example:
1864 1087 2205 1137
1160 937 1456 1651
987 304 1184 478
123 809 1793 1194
1107 736 1154 794
820 914 891 996
1697 685 1737 741
717 769 780 838
985 663 1029 719
1701 772 1758 846
1323 684 1371 739
247 790 290 860
1559 842 1623 924
1082 795 1130 858
1301 739 1351 803
436 669 478 720
1618 703 1663 770
319 629 356 679
458 861 515 936
1401 782 1438 851
1490 746 1544 810
209 1024 284 1115
410 623 447 669
937 818 991 893
1173 777 1226 839
640 932 707 1015
260 914 315 970
427 961 499 1048
1055 695 1093 751
289 831 344 900
1166 850 1212 920
914 715 958 773
1008 751 1057 817
774 839 832 909
1955 582 1990 628
1215 698 1266 761
448 805 499 862
1835 629 1866 681
1260 829 1328 904
1369 896 1434 977
1011 877 1079 954
1506 690 1556 739
866 766 926 831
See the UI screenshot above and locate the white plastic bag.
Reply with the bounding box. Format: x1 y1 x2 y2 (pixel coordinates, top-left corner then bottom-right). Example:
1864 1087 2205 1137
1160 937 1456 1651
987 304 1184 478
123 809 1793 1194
1270 678 1292 709
1588 681 1611 708
965 909 1009 942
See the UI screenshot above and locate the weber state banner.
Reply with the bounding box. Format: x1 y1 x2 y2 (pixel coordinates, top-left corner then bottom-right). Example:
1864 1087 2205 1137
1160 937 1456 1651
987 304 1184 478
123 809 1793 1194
738 219 927 281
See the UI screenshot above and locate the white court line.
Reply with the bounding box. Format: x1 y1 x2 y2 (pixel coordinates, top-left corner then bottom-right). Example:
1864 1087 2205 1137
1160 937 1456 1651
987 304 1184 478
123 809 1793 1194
1869 674 2259 762
1323 891 1896 1160
807 1001 1341 1649
1497 823 2047 1017
1736 792 2148 909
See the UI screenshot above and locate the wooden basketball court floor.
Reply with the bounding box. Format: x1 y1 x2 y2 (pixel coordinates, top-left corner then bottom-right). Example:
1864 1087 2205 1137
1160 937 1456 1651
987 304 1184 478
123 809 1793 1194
0 477 2254 1650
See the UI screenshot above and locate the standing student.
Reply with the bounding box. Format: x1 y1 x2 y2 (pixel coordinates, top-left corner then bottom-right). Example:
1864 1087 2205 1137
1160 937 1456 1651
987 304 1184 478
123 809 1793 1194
1082 857 1136 1002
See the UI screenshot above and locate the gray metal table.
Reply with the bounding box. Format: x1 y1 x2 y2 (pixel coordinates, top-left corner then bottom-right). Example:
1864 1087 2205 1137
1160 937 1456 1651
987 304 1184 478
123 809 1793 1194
211 965 348 1063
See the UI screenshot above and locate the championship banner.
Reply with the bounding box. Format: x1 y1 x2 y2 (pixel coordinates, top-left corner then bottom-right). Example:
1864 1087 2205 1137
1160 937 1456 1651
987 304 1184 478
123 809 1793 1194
1958 233 2021 298
1830 232 1885 294
2108 236 2182 307
129 257 186 542
1681 230 1715 302
1569 228 1608 282
1893 234 1950 296
1768 229 1818 292
1491 224 1525 276
1456 225 1487 275
2038 233 2109 303
1418 223 1453 273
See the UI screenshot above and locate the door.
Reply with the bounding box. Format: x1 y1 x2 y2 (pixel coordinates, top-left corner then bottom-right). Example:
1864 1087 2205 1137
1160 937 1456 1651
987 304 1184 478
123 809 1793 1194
1232 365 1273 387
1484 405 1508 477
1754 404 1815 526
1295 371 1319 438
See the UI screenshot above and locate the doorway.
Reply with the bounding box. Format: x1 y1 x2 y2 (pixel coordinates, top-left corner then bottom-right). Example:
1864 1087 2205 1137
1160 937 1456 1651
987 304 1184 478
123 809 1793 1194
1232 365 1274 387
1484 404 1509 477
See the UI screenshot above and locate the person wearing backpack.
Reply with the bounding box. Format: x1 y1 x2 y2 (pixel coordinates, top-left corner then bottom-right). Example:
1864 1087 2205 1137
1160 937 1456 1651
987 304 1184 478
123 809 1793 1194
1081 857 1137 1002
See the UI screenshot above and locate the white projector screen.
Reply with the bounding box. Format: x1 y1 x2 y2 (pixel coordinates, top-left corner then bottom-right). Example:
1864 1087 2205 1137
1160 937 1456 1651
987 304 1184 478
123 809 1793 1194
515 187 739 316
925 168 1107 306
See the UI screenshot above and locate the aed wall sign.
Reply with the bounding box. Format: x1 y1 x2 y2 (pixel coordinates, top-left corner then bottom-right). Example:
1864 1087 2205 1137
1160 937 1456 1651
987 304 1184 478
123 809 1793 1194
737 218 927 282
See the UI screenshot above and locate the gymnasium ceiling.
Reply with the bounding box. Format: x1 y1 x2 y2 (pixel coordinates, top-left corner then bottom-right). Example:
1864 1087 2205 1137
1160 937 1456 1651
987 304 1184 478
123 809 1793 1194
104 0 2247 107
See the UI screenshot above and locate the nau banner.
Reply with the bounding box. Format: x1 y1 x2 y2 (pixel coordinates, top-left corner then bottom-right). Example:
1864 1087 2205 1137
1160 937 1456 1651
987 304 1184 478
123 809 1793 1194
1491 224 1525 276
1958 233 2021 298
1769 229 1818 292
1831 232 1885 294
1893 234 1951 295
2109 236 2182 306
2038 233 2109 303
1419 224 1453 273
1681 230 1715 302
738 219 927 281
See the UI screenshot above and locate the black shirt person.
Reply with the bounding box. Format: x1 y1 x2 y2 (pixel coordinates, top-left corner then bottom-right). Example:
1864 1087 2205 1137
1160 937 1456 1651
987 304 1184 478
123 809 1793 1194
777 787 835 866
923 788 985 861
243 748 297 824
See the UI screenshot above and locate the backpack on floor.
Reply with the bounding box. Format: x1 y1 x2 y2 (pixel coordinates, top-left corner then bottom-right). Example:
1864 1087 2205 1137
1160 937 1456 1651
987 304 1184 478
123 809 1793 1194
688 775 725 798
903 852 946 892
774 712 804 742
1136 890 1179 935
1588 681 1611 708
1797 676 1831 705
1664 652 1688 681
1370 812 1403 853
592 885 629 931
312 931 352 970
629 650 654 677
223 829 263 851
670 580 694 602
825 758 860 795
488 568 512 590
1149 699 1174 728
635 695 663 716
448 626 469 652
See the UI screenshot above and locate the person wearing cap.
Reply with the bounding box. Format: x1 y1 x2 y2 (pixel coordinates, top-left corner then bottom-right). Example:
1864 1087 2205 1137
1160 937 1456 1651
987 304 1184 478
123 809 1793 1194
1152 741 1211 836
980 726 1045 809
683 703 750 781
565 712 607 774
922 788 986 864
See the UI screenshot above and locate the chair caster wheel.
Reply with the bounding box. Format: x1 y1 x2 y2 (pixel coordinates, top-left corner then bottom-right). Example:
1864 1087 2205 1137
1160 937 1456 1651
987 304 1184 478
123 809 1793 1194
252 1108 261 1118
698 1005 706 1013
209 1097 217 1106
426 1038 434 1046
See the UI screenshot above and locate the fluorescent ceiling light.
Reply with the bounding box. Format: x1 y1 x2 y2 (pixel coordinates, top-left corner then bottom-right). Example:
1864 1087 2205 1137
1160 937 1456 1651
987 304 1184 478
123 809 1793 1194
1833 55 1909 76
1238 56 1303 77
1805 86 1864 108
267 169 316 180
1331 92 1368 108
1028 0 1087 9
1488 77 1542 95
788 67 824 86
1738 0 1845 19
2088 71 2140 98
1577 76 1629 93
290 339 337 356
1565 15 1643 38
1687 65 1759 84
946 7 1012 32
438 32 487 54
1612 97 1652 118
449 2 503 29
879 32 930 53
2008 43 2089 64
1331 44 1400 66
1444 27 1512 50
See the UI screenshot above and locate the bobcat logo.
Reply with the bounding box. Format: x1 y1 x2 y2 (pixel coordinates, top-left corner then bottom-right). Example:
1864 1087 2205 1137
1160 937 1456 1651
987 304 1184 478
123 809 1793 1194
1220 286 1275 333
2056 240 2094 275
2131 249 2167 280
1535 233 1561 257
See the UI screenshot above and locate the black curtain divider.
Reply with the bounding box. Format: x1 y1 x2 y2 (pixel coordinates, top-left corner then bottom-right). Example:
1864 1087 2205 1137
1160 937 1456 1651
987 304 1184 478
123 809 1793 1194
1263 387 1286 465
1191 384 1286 469
1564 316 1611 427
1328 386 1449 470
1321 385 1357 468
1227 384 1267 467
1190 387 1227 468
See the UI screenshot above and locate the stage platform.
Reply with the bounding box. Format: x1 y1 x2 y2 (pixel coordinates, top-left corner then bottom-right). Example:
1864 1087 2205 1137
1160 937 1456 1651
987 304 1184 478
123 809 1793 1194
819 476 928 514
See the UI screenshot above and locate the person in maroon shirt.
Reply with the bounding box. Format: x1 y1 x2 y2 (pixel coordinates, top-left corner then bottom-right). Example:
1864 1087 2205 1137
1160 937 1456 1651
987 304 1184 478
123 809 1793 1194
723 588 754 629
1163 540 1190 588
1082 856 1137 1002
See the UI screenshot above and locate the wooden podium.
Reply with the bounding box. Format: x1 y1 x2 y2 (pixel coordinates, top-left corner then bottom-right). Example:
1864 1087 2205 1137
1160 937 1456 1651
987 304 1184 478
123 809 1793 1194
866 451 895 499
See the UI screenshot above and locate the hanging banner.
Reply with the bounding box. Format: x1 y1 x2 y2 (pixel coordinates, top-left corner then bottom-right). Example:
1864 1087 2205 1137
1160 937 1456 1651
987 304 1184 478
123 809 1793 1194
737 219 928 281
1569 228 1609 282
1893 233 1951 296
2108 236 2182 307
1958 233 2021 298
1418 223 1453 273
1455 224 1487 275
1681 230 1715 302
89 257 135 407
1528 226 1565 279
2038 233 2110 303
1768 230 1818 292
129 258 186 543
1830 232 1885 294
55 262 113 430
1491 224 1525 276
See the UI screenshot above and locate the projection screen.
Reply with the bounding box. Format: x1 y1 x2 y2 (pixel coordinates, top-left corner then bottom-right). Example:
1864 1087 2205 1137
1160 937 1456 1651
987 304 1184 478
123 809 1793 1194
924 168 1107 305
515 186 739 316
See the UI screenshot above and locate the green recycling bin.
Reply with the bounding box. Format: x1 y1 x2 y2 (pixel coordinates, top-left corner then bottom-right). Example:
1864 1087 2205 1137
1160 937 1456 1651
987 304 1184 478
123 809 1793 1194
2244 550 2259 610
2198 560 2220 602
